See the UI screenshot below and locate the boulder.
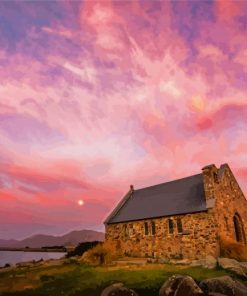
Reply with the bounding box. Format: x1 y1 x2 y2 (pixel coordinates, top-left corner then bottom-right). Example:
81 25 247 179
101 283 138 296
200 275 247 296
158 258 170 264
204 256 217 269
190 260 203 267
159 274 204 296
170 259 192 265
208 293 227 296
190 256 217 269
147 258 158 264
218 257 247 278
240 262 247 268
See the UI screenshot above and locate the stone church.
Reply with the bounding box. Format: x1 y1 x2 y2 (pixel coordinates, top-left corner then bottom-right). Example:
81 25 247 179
104 164 247 260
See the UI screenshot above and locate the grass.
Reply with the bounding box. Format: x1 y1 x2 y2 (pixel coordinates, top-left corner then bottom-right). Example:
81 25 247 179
220 236 247 261
0 262 245 296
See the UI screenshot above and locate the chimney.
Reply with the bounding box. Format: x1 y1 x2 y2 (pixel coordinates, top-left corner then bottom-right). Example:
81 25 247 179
202 164 218 208
130 184 134 192
202 164 219 185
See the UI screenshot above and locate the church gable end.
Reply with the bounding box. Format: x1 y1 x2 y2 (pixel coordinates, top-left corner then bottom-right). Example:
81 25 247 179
105 163 246 260
214 164 247 244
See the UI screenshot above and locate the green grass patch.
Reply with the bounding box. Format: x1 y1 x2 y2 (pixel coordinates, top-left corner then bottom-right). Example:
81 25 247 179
0 263 244 296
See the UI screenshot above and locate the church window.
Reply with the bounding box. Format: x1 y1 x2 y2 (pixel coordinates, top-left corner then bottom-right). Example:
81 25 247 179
177 218 183 233
124 224 128 236
168 219 174 234
151 221 156 235
129 224 133 236
144 222 149 235
233 213 246 243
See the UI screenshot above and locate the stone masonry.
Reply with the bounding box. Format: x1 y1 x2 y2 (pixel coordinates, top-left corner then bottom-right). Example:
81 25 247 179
105 164 247 260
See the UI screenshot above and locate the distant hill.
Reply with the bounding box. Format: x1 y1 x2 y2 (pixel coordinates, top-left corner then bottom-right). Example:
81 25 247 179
0 230 105 248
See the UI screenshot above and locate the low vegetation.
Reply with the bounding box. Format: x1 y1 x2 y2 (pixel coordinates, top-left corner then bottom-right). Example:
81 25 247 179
1 238 247 296
66 241 101 258
220 236 247 261
0 260 243 296
81 241 118 265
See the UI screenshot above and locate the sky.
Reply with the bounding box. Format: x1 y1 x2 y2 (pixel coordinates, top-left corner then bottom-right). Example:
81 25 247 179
0 0 247 240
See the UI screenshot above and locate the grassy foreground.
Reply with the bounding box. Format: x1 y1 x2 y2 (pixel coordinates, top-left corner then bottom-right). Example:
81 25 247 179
0 261 244 296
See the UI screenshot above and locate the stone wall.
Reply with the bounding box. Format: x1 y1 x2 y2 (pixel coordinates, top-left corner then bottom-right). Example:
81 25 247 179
105 163 247 260
214 164 247 243
105 210 219 260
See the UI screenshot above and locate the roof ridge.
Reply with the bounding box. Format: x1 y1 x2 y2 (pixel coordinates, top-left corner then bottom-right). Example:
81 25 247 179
104 189 132 224
135 173 202 192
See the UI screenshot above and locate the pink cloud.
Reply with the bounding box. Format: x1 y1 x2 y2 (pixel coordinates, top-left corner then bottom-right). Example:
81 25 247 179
215 0 242 22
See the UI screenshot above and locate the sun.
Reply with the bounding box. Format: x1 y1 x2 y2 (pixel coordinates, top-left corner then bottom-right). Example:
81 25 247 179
77 200 84 206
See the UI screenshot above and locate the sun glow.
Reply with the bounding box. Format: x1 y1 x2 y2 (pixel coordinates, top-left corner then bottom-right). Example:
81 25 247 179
78 200 84 206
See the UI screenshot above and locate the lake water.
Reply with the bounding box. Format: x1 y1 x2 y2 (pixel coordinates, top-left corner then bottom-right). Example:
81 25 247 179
0 251 66 267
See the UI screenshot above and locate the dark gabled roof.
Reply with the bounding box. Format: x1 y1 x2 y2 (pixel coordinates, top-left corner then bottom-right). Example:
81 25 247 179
106 173 207 224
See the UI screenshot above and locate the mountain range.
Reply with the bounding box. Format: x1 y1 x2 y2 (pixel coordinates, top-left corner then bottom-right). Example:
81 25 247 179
0 230 105 248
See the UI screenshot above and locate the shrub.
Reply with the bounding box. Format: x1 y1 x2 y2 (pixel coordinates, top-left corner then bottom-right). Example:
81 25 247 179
220 235 247 261
40 274 56 282
66 241 101 258
81 241 117 266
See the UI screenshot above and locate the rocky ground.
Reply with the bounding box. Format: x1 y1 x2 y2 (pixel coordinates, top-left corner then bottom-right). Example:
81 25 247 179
101 256 247 296
0 256 247 296
102 274 247 296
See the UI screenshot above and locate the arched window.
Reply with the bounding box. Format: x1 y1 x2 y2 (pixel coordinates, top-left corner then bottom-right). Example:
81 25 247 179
124 224 128 236
233 213 246 243
129 224 133 236
177 218 183 234
168 219 174 234
151 221 156 235
144 222 149 235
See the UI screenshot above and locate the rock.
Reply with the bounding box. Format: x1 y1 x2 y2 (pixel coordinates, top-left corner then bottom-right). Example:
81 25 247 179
159 274 204 296
157 258 170 264
190 260 203 267
234 280 247 296
16 261 36 268
240 262 247 271
200 275 247 296
169 259 192 265
35 260 45 266
0 266 14 273
218 257 247 278
204 256 217 269
240 262 247 268
208 293 227 296
190 256 217 269
147 258 159 263
101 283 138 296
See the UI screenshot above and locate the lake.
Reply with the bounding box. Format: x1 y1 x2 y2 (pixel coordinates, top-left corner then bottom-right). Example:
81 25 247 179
0 251 66 267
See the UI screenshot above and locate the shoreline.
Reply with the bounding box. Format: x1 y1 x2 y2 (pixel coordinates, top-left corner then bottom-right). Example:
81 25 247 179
0 252 68 269
0 247 68 253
